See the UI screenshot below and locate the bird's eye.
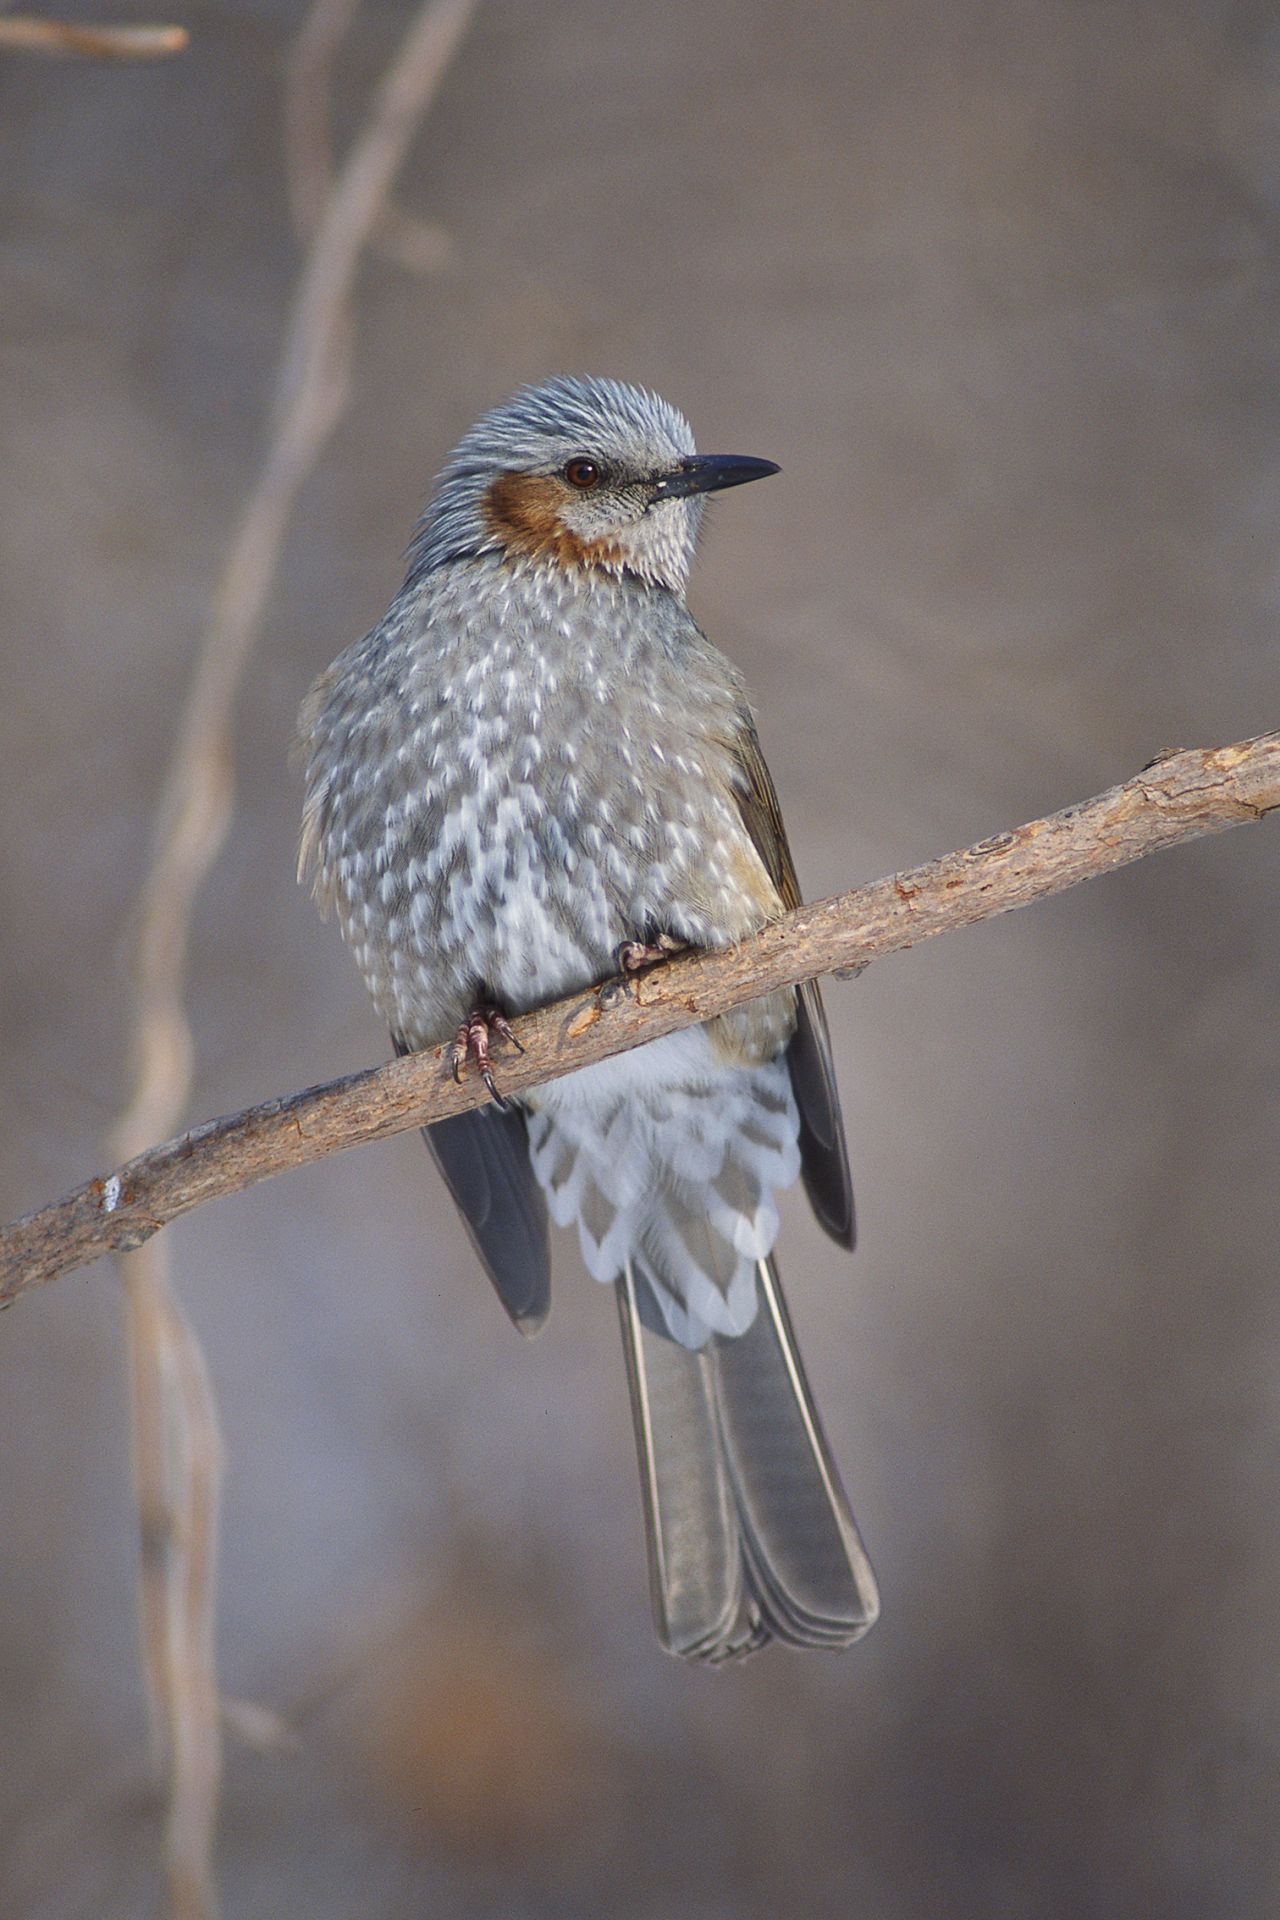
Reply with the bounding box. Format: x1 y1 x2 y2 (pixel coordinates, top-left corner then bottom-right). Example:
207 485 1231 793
563 457 601 489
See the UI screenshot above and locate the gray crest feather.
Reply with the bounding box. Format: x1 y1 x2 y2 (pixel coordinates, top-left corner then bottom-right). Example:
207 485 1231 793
406 374 699 585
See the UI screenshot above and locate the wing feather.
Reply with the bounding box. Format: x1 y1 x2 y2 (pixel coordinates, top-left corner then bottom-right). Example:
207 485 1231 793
393 1036 552 1333
730 723 855 1248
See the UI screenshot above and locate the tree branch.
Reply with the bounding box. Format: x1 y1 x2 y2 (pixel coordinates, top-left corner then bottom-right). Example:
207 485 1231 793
2 732 1275 1306
0 16 188 58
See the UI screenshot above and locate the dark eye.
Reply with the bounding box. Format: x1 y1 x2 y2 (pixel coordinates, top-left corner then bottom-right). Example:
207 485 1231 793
563 457 601 489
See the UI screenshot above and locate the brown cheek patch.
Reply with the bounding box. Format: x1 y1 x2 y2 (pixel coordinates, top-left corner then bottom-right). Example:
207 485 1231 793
483 472 626 573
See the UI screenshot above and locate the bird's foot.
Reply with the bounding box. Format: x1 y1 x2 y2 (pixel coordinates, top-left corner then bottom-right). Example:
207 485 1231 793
616 933 689 975
451 1003 524 1107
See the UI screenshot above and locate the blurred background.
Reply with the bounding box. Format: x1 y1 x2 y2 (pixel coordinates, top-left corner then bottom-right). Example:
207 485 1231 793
2 0 1279 1913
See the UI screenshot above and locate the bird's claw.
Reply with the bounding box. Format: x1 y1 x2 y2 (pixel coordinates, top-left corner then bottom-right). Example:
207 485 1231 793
616 933 688 975
451 1003 524 1108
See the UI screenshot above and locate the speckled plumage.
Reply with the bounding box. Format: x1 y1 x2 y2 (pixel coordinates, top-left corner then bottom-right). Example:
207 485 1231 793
301 558 780 1046
298 377 878 1658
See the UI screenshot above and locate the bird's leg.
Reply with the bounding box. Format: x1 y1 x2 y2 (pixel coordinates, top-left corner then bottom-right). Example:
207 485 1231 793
616 932 689 974
451 1002 524 1107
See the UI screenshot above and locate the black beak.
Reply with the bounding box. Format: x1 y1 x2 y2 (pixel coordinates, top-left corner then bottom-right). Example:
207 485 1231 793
651 453 781 499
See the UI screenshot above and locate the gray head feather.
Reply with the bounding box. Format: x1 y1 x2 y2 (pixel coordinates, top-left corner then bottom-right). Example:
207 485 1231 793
406 375 703 594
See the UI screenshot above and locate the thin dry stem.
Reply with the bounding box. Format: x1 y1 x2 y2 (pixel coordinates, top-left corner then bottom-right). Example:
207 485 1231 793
283 0 363 242
104 1 480 1913
124 1258 225 1920
283 0 453 272
5 731 1272 1304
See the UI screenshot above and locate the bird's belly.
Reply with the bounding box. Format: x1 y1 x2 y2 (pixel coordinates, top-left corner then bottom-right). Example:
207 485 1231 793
477 860 614 1012
402 790 627 1023
368 752 775 1045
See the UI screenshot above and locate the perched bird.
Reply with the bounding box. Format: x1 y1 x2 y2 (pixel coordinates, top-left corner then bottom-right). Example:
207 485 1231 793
298 376 878 1660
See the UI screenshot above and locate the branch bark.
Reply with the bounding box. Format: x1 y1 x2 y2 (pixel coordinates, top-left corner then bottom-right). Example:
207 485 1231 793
3 731 1275 1306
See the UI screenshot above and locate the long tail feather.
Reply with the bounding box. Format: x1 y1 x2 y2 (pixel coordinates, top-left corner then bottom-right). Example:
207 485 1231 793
616 1257 877 1662
714 1256 879 1646
616 1268 763 1660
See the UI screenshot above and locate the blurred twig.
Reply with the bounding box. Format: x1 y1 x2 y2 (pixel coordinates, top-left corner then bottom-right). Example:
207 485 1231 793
0 14 188 57
104 1 480 1916
283 0 453 276
6 731 1275 1301
283 0 363 241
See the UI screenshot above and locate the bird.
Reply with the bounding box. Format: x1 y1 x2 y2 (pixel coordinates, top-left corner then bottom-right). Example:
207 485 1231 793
297 375 879 1661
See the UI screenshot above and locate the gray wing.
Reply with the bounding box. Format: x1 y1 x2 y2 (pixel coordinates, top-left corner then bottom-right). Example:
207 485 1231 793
789 981 855 1249
731 723 855 1249
393 1037 551 1335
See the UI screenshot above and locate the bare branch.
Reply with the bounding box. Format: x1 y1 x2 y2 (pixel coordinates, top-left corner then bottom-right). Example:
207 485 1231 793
0 15 188 58
282 0 455 283
3 731 1274 1308
283 0 363 242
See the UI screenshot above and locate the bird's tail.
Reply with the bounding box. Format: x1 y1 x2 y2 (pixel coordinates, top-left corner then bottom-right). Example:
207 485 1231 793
616 1255 879 1661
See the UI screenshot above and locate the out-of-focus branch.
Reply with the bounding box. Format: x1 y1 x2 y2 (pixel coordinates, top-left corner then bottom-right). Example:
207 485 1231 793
283 0 454 281
283 0 363 241
103 3 480 1917
5 731 1274 1304
0 15 188 57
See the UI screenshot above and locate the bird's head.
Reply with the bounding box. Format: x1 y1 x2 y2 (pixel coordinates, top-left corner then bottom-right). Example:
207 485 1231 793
407 375 778 596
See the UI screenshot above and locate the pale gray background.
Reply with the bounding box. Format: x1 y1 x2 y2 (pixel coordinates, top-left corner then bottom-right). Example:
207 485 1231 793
2 1 1278 1914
